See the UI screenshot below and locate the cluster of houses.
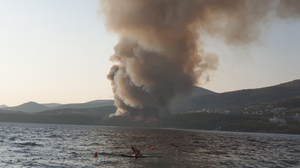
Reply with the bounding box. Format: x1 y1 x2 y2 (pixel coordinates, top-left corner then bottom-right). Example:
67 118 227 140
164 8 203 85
269 116 286 124
243 106 300 124
269 113 300 124
270 107 287 113
184 109 230 114
183 105 300 125
243 107 287 115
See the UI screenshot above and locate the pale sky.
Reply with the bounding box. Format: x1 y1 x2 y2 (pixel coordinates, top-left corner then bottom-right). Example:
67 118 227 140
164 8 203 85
1 0 300 106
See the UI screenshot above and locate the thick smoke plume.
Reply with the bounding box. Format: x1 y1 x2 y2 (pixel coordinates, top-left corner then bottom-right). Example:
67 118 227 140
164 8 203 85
101 0 300 118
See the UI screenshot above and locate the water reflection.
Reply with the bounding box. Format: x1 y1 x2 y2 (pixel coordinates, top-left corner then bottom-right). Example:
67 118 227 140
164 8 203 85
0 122 299 167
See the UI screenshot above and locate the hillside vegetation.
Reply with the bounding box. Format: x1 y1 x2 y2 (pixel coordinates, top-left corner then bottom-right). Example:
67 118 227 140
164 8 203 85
185 80 300 111
1 79 300 134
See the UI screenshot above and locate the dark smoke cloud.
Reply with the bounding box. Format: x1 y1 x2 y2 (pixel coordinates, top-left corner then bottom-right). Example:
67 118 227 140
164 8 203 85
101 0 300 118
277 0 300 19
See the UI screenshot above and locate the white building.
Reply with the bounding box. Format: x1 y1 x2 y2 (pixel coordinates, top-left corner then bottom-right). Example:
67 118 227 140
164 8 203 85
270 107 287 113
269 116 286 124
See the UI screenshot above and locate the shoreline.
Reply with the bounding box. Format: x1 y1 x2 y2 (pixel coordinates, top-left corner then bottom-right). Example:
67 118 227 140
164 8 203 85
2 121 300 136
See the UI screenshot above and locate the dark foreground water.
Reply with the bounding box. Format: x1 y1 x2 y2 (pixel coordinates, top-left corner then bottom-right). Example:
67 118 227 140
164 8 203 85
0 122 300 168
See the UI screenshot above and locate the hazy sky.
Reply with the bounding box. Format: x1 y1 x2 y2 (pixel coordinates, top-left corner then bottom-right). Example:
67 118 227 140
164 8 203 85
1 0 300 106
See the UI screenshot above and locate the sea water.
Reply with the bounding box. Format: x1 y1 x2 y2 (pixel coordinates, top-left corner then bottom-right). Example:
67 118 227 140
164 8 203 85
0 122 300 168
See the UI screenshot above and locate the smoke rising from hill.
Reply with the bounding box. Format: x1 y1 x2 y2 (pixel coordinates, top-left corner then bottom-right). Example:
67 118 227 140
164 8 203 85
101 0 300 118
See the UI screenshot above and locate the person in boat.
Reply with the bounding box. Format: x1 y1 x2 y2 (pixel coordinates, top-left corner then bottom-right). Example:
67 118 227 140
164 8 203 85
131 147 141 159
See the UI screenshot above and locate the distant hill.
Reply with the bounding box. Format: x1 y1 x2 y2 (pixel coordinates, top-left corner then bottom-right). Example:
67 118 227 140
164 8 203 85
192 86 216 97
42 103 62 108
1 88 213 113
0 108 24 114
2 100 115 113
0 105 8 109
8 79 300 114
36 105 117 118
54 100 114 109
4 102 50 113
185 79 300 111
170 86 216 111
85 100 112 104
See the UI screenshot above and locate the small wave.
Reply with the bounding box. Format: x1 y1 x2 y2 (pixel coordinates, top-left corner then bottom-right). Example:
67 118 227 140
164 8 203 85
97 152 120 157
15 142 42 146
9 137 17 141
281 160 299 165
48 134 62 138
170 143 179 147
85 143 103 146
286 149 300 153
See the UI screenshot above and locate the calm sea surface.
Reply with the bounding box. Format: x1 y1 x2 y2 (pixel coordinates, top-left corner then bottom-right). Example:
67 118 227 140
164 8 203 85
0 122 300 168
